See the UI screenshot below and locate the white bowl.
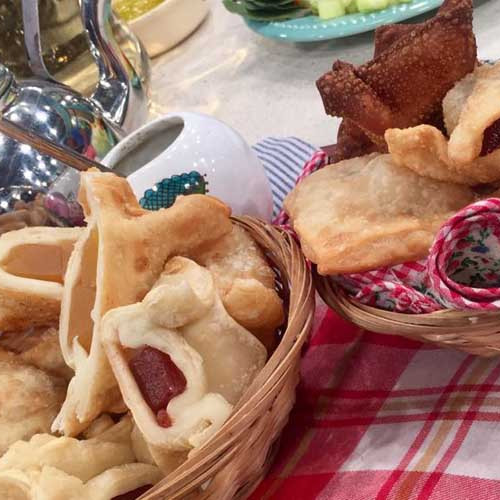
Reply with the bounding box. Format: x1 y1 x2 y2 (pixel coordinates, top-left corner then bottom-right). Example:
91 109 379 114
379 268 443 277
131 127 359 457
102 112 273 221
128 0 209 57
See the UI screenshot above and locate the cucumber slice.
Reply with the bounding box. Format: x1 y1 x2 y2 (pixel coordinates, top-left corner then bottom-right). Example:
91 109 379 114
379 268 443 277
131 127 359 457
318 0 345 19
355 0 388 12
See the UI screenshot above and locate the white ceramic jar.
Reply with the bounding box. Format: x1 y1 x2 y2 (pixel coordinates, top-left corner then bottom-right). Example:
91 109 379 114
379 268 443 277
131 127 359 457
102 112 273 221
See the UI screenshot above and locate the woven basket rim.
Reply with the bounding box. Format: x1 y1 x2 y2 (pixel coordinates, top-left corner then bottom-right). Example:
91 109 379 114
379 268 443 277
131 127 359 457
313 267 500 323
313 266 500 356
141 216 315 499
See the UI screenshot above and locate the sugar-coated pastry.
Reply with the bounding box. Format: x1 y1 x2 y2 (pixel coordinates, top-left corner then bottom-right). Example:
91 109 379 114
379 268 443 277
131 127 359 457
316 0 476 161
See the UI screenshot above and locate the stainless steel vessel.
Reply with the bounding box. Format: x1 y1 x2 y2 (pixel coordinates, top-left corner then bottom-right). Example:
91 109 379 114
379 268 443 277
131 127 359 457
0 0 151 211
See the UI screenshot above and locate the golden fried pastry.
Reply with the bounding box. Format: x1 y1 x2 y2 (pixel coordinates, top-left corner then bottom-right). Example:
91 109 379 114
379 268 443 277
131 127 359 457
0 327 72 381
386 62 500 185
0 226 82 332
102 257 267 474
317 0 476 161
0 464 160 500
284 154 476 274
0 358 66 455
445 62 500 162
54 171 232 437
0 417 162 500
192 226 284 352
386 125 500 185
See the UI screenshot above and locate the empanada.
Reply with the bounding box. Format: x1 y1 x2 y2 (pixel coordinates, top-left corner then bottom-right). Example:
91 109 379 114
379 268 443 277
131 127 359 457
284 154 476 274
102 257 267 474
54 171 232 436
0 227 82 331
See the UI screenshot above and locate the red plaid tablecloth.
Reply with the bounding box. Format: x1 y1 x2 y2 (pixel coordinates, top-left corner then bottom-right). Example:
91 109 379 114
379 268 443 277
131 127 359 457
251 302 500 500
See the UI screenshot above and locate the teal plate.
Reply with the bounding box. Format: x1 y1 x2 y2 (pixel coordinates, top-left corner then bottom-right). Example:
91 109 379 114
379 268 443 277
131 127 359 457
245 0 443 42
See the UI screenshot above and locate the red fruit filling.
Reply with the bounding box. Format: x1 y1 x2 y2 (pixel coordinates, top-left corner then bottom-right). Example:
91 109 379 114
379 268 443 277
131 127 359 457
156 409 172 428
112 485 152 500
481 119 500 157
129 346 186 428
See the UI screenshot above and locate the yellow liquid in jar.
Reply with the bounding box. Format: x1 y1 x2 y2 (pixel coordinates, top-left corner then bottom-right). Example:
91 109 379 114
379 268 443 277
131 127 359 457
113 0 165 21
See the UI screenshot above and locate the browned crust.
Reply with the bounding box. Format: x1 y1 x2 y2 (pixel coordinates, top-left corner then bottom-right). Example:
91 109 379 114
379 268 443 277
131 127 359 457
317 0 476 162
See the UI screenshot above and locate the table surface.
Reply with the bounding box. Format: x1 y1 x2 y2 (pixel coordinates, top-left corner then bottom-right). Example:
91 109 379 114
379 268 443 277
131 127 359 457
150 0 500 148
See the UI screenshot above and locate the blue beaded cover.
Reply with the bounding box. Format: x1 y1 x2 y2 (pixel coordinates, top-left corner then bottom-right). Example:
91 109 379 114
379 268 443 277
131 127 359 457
140 171 208 211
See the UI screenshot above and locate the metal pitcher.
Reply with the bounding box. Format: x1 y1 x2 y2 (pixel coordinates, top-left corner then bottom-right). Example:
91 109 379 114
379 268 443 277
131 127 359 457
0 0 150 211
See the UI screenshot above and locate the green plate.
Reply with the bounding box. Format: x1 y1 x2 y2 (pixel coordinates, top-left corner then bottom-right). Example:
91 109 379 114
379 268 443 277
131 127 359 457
245 0 443 42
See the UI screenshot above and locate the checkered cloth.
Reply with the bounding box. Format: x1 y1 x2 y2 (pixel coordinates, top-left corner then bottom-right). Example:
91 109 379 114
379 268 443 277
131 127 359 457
253 139 500 500
334 262 442 314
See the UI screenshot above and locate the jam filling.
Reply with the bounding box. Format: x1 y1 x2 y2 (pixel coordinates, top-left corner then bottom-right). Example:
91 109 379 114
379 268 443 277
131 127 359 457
481 118 500 157
112 485 152 500
129 346 186 428
156 409 172 428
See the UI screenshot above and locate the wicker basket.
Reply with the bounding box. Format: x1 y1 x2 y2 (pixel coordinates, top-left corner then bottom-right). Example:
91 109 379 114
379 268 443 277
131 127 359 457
313 266 500 357
140 216 315 499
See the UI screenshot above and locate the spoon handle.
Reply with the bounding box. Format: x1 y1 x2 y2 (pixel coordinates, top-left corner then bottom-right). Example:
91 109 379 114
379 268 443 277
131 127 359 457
0 117 123 176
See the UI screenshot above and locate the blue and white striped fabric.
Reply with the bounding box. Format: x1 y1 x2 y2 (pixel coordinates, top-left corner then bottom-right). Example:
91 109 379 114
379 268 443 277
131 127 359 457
253 137 317 218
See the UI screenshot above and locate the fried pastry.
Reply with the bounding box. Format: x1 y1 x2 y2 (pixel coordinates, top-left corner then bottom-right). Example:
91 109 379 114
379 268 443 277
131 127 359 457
284 154 476 274
0 417 162 500
192 226 284 352
373 23 416 58
386 62 500 185
317 0 476 160
327 119 379 164
0 358 66 455
0 226 82 331
54 171 232 437
0 327 73 380
102 257 267 474
0 464 161 500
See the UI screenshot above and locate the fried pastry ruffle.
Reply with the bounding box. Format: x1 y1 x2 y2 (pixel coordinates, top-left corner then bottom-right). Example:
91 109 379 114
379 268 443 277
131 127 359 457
317 0 476 161
386 62 500 185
